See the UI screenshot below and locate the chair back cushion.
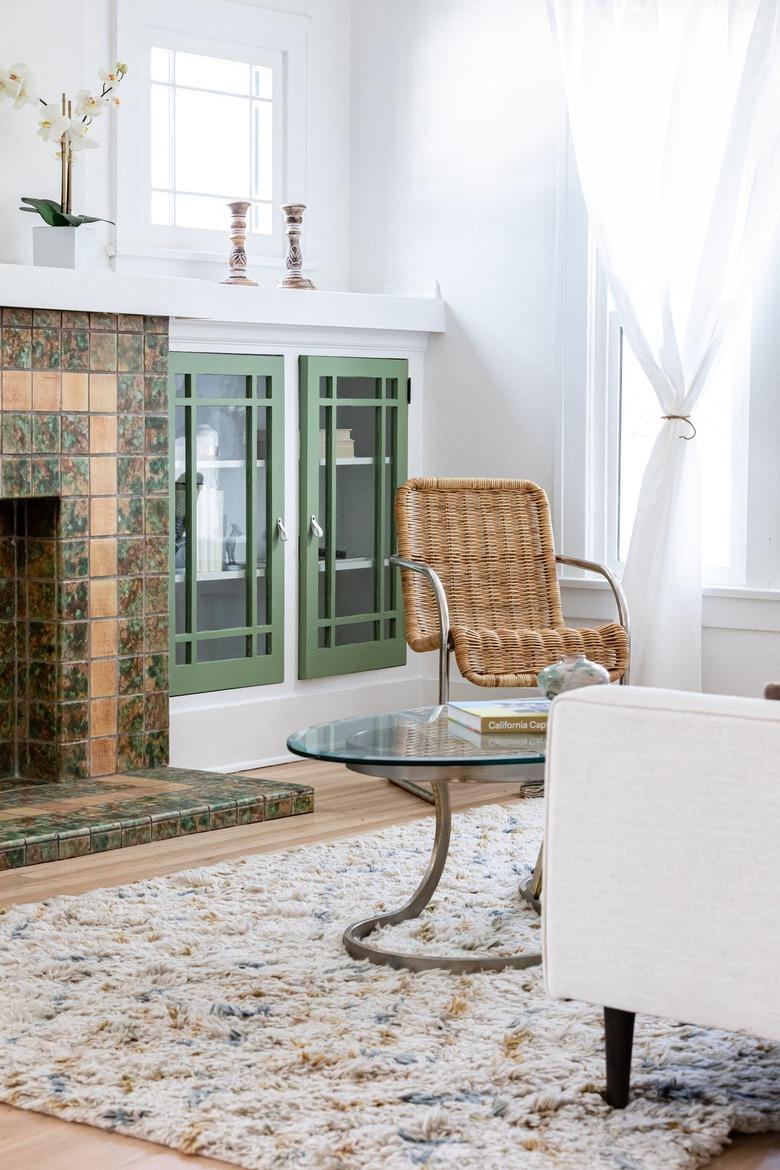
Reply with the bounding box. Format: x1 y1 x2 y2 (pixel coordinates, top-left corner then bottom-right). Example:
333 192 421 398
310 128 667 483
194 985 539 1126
395 477 563 652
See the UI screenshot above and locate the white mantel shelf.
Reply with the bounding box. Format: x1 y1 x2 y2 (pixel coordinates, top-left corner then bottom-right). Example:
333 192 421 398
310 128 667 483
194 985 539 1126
0 264 446 334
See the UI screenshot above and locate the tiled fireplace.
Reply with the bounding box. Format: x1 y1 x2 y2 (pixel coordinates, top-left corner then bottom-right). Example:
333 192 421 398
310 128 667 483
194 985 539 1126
0 300 312 869
0 307 170 781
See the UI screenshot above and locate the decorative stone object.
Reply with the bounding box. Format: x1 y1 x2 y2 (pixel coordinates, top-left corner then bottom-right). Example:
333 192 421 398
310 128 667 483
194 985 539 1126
221 201 257 287
277 203 315 290
537 653 610 700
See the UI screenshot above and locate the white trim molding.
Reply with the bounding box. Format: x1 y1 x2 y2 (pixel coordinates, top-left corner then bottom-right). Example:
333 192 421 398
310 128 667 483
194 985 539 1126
0 264 446 333
561 577 780 634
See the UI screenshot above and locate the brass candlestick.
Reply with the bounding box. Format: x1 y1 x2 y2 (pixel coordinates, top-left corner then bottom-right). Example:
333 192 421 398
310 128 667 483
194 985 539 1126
222 200 257 286
277 203 315 289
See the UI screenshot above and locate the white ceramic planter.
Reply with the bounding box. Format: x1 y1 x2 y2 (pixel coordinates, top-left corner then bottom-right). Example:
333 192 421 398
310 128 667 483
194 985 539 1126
32 225 98 270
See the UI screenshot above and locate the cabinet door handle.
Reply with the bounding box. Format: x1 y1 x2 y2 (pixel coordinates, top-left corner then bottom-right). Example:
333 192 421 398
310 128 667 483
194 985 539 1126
310 514 324 539
276 517 289 542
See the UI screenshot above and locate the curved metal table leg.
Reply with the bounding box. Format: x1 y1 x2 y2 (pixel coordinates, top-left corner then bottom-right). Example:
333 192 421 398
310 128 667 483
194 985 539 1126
518 844 543 915
343 779 541 974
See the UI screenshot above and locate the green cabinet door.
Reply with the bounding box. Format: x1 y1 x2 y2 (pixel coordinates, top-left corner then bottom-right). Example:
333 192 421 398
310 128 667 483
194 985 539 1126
299 356 408 679
169 352 285 696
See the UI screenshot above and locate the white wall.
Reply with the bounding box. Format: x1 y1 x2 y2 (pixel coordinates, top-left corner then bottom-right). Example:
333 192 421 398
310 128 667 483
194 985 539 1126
349 0 565 492
0 0 352 289
348 2 780 701
0 0 111 264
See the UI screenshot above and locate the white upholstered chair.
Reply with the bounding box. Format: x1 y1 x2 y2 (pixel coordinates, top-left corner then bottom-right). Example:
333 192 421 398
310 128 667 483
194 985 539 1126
543 685 780 1107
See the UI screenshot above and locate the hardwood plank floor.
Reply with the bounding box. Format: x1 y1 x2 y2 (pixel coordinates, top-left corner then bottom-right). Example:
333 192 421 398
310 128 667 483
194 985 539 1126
0 761 776 1169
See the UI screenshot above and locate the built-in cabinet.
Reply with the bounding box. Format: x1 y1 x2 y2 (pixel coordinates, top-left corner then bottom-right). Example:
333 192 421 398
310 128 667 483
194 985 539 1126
169 352 408 696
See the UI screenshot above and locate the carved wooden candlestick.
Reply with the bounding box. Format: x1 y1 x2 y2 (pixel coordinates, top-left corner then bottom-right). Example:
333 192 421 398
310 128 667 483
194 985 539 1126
277 203 315 289
222 200 257 286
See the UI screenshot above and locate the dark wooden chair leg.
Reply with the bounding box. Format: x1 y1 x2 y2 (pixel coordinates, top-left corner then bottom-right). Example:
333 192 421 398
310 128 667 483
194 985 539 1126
604 1006 635 1108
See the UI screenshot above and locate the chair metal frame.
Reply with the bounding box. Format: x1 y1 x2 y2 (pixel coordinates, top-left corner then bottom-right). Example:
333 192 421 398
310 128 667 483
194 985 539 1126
391 549 630 910
391 552 631 707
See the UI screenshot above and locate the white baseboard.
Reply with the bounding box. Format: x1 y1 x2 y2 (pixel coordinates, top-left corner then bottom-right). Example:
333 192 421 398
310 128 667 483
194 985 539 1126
190 753 298 774
170 676 429 772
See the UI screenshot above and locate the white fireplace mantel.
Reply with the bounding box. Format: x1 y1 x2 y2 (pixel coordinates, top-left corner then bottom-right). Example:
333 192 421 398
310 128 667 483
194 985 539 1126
0 263 446 335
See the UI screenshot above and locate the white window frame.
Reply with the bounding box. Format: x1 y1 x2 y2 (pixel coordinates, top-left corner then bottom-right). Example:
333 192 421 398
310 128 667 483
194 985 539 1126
112 0 307 271
557 135 751 590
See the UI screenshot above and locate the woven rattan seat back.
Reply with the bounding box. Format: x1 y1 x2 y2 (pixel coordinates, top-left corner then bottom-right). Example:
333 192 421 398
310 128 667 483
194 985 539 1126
396 478 564 654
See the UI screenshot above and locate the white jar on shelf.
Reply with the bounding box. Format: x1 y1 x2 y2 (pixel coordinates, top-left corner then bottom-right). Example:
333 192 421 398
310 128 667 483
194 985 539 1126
196 423 219 460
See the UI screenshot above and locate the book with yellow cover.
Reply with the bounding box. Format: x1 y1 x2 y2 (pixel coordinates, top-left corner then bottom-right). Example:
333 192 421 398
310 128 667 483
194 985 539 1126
447 698 550 734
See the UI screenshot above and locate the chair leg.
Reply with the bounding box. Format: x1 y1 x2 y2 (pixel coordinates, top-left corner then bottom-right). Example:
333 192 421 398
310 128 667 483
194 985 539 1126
389 645 452 805
604 1006 635 1108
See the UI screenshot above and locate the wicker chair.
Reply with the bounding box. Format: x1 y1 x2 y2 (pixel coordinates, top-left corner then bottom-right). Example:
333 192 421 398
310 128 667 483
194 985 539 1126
392 478 631 906
394 477 630 700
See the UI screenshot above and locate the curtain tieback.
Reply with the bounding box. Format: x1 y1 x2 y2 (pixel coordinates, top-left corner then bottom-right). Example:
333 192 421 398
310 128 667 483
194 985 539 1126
661 414 697 440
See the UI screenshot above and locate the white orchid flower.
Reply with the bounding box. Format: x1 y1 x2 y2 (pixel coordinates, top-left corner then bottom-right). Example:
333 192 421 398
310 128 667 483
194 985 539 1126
69 119 99 150
37 112 70 143
0 63 37 107
98 68 120 90
73 89 107 117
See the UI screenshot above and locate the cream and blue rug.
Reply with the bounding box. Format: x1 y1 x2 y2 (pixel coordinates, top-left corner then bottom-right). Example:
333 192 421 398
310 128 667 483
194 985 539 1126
0 801 778 1169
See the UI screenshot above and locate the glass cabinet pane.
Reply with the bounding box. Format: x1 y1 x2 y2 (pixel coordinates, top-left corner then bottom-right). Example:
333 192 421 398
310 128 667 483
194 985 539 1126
196 373 250 398
299 356 408 679
169 354 284 695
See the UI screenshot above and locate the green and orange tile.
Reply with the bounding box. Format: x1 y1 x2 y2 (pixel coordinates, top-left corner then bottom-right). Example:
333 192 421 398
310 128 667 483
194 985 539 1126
0 767 313 868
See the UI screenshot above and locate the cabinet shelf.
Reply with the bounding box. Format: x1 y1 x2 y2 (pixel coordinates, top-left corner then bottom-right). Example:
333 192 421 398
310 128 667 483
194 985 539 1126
177 558 391 582
318 456 392 466
175 567 267 584
195 459 266 469
317 557 390 572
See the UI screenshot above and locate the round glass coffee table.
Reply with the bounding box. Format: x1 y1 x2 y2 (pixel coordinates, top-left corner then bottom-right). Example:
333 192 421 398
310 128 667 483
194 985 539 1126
287 705 546 975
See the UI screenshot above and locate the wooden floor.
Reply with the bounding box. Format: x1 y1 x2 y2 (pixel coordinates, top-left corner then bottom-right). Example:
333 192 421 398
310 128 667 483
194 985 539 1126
0 761 777 1170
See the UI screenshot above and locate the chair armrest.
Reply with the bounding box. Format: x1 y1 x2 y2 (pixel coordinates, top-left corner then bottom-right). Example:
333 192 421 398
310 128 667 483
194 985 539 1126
556 553 630 679
391 554 451 702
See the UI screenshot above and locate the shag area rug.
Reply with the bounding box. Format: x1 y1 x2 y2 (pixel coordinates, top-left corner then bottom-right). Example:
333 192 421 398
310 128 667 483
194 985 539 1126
0 801 778 1170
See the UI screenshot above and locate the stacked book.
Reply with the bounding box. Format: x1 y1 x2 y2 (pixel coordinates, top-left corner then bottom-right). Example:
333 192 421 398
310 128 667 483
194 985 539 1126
447 698 549 749
319 428 355 459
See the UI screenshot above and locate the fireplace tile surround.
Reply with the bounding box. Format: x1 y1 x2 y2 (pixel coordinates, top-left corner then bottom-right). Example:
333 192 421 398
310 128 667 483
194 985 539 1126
0 307 170 782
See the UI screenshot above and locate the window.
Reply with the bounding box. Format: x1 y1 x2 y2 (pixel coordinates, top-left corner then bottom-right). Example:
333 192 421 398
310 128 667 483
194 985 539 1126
613 299 749 585
557 153 767 591
149 48 277 236
114 0 307 273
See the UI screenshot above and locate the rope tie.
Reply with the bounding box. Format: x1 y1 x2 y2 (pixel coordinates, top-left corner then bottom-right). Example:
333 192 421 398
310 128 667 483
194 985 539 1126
661 414 697 440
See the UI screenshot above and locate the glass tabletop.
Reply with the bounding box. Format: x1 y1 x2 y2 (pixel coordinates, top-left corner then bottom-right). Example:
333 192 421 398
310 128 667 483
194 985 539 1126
287 706 546 768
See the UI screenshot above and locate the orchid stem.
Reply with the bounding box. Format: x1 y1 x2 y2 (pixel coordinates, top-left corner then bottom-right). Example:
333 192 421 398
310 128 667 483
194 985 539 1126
60 93 67 212
66 98 72 214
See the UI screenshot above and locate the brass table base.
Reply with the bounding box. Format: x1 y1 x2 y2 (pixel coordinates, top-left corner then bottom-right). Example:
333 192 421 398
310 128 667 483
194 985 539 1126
343 773 542 974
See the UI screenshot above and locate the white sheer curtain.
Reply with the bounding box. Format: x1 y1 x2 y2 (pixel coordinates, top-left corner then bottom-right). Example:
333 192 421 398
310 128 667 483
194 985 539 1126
547 0 780 689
